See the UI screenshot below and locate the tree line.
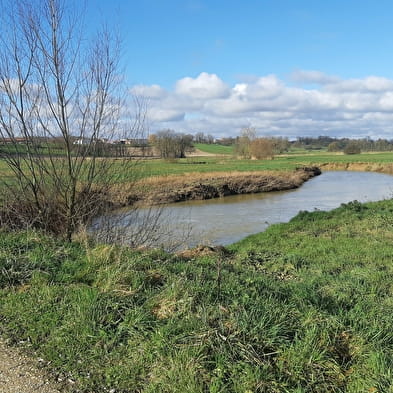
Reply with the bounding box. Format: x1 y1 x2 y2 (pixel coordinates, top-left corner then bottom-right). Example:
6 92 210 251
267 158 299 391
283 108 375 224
293 136 393 153
148 127 291 159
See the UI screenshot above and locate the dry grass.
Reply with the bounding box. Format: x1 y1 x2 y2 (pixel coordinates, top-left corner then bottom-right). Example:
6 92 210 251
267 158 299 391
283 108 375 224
135 170 308 194
319 162 393 174
106 168 319 207
140 170 289 185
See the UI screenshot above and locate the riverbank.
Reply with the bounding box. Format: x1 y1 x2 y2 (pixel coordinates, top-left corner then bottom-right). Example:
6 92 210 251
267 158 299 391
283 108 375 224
1 197 393 391
127 166 321 206
318 161 393 174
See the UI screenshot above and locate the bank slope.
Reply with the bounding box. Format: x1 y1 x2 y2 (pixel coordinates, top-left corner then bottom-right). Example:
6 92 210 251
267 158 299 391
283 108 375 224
1 198 393 392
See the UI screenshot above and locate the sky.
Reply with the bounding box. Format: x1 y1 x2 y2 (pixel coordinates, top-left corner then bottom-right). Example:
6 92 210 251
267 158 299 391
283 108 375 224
86 0 393 139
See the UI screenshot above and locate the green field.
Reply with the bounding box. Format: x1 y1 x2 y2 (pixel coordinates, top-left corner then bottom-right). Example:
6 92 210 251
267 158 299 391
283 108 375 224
2 148 393 184
136 151 393 180
1 199 393 391
194 143 235 155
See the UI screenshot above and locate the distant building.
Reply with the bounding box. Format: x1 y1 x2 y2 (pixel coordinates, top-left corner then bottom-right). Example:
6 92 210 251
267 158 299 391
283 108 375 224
115 138 148 146
73 138 91 145
0 137 29 144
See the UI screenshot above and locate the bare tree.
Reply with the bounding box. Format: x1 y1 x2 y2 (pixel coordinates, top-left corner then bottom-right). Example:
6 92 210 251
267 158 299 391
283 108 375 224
0 0 145 241
152 129 194 159
235 127 257 158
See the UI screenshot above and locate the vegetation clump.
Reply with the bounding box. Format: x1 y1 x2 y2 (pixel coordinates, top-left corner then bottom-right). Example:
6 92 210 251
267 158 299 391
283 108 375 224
343 142 362 155
149 130 194 159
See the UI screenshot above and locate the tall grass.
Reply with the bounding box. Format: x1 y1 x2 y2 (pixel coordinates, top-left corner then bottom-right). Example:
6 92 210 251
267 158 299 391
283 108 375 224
1 198 393 391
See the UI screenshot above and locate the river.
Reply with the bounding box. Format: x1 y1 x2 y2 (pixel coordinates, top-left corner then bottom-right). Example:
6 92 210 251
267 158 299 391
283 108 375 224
94 171 393 249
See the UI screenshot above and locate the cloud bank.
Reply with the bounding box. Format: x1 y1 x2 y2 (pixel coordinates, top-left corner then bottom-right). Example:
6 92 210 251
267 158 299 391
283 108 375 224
130 71 393 139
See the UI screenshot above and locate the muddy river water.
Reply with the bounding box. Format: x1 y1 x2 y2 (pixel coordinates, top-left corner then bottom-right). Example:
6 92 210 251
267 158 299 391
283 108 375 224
97 171 393 249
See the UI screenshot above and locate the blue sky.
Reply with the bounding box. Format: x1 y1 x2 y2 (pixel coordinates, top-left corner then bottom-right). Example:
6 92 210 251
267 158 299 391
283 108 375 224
90 0 393 86
86 1 393 138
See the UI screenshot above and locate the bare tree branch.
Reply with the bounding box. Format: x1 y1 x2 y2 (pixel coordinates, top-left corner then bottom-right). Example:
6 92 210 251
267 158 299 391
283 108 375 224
0 0 150 243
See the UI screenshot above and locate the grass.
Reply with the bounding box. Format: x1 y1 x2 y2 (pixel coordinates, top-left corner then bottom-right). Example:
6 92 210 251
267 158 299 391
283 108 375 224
1 150 393 185
0 142 67 156
2 198 393 391
194 143 234 155
134 151 393 180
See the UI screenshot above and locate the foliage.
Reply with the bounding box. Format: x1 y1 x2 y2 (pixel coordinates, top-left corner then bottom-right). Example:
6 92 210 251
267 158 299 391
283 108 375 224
295 136 393 152
327 141 341 152
344 142 361 155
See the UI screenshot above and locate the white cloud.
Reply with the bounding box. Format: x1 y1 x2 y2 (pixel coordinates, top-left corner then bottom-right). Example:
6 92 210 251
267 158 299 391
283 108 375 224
325 76 393 93
291 70 340 85
175 72 230 99
130 84 167 99
131 71 393 139
149 108 185 122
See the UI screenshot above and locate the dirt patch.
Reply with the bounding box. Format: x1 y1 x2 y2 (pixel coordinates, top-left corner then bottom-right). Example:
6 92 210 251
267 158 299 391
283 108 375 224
0 338 63 393
186 148 223 157
126 166 321 206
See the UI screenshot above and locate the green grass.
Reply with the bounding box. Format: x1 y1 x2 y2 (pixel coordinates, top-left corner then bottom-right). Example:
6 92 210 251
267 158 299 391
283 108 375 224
0 142 68 156
194 143 234 155
1 151 393 185
2 198 393 391
134 151 393 180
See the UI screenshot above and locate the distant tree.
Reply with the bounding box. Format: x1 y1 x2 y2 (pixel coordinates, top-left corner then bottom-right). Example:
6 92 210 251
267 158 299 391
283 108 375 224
327 141 341 152
148 134 157 145
178 133 194 156
206 134 214 144
235 127 257 158
217 137 236 146
343 141 361 155
249 138 274 159
153 130 194 158
294 136 337 150
374 138 393 151
269 137 290 154
194 132 214 144
194 132 206 143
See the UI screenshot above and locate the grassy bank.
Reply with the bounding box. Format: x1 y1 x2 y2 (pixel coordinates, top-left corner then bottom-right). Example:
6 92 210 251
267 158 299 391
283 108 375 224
1 197 393 392
129 167 320 206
